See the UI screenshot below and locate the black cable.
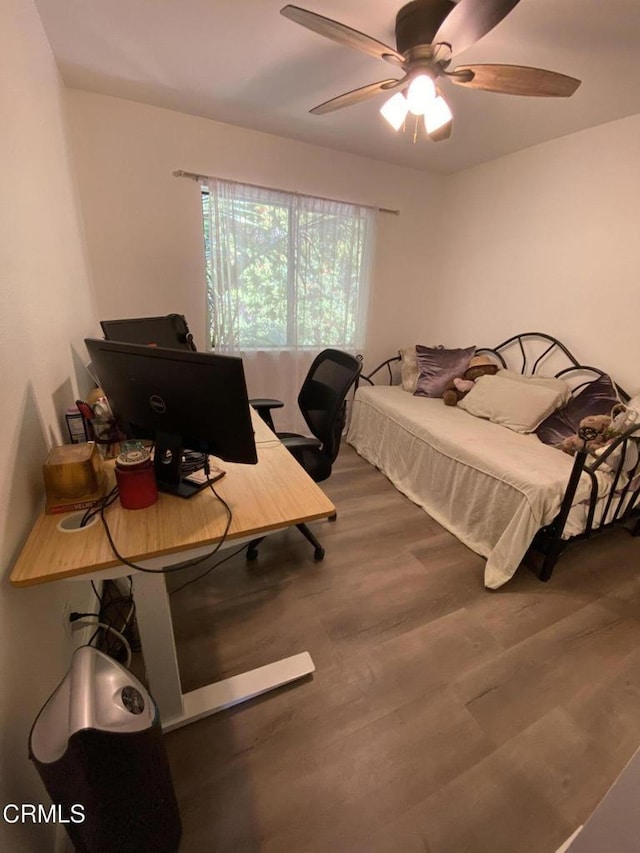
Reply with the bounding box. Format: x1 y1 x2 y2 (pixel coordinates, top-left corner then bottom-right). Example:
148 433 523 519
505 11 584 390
87 625 101 649
68 611 102 652
75 613 132 668
147 445 206 477
90 580 103 608
180 450 207 476
97 477 233 574
90 578 136 660
80 486 120 528
169 542 248 596
69 611 99 622
99 591 128 658
80 486 118 526
84 585 137 659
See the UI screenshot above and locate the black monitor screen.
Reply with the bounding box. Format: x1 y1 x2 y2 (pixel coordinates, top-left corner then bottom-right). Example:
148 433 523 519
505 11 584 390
100 314 195 351
84 338 257 497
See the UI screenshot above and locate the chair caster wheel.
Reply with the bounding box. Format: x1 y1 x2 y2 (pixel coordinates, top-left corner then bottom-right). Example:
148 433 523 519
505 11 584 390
314 547 325 561
246 548 259 561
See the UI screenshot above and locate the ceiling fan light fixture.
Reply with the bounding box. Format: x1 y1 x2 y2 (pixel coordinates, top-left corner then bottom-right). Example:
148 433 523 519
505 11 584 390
283 2 582 144
425 94 453 133
380 91 409 130
406 73 436 115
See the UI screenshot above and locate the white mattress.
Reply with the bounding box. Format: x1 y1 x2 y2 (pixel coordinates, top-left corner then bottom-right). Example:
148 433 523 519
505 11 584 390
347 385 615 588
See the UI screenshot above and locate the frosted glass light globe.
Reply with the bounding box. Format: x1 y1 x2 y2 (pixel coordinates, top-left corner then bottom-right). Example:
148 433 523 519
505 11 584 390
406 74 436 115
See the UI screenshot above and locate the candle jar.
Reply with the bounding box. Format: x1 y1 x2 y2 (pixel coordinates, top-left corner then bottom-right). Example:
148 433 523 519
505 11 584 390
115 442 158 510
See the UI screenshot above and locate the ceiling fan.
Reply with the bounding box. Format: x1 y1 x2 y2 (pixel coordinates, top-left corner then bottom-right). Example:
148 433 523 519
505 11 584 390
281 0 581 141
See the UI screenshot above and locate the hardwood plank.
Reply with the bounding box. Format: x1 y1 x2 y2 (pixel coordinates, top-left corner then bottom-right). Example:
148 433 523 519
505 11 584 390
164 445 640 853
392 740 573 853
455 601 640 744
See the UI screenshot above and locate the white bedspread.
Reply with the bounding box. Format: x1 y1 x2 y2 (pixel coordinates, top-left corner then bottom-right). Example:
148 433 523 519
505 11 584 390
347 385 611 588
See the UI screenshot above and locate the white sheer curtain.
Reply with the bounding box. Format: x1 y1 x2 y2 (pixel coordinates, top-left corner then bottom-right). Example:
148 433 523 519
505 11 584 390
202 178 375 433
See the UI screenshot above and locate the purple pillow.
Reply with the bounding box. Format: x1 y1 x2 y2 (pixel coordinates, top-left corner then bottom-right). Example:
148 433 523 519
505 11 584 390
414 345 476 398
535 373 619 445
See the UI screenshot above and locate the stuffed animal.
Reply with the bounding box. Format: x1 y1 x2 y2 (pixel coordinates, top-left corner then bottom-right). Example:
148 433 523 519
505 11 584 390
557 414 618 456
610 402 638 433
443 356 499 406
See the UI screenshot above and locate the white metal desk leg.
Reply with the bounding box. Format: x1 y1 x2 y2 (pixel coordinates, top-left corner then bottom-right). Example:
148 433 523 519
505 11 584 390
130 550 315 732
131 571 184 723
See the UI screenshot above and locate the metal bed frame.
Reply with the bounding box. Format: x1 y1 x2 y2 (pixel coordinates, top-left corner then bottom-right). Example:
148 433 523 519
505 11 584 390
358 332 640 582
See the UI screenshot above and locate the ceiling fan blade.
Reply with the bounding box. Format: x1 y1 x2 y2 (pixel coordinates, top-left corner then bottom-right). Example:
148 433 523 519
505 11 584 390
450 64 581 97
281 5 405 66
310 79 402 115
428 119 452 142
433 0 522 57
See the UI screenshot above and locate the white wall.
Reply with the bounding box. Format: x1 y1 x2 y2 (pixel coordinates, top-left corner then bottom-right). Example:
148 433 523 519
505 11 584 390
5 6 637 848
65 90 446 373
0 1 100 849
434 114 640 392
66 89 640 399
2 12 635 846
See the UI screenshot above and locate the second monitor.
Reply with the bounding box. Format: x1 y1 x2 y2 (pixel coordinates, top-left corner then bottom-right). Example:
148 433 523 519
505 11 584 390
100 314 196 351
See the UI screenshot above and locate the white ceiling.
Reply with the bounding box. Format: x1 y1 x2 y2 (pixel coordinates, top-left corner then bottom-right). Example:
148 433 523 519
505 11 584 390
35 0 640 173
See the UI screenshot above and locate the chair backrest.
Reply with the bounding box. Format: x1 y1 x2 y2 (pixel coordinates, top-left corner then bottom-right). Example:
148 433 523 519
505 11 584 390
298 349 362 463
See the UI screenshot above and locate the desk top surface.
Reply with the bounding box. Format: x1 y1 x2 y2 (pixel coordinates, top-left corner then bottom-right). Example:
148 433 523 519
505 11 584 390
10 414 335 586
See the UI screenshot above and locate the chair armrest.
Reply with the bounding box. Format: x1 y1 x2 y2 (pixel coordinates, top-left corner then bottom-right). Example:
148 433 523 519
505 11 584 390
249 398 284 412
250 398 284 431
279 435 322 452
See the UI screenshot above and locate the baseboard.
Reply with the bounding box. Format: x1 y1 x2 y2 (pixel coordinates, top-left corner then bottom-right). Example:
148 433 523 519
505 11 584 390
555 826 583 853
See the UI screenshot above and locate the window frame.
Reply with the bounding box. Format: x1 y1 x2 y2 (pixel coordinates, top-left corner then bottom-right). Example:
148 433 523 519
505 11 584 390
201 183 374 352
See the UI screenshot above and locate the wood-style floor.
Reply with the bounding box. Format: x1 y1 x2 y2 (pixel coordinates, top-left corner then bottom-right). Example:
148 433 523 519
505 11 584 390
165 445 640 853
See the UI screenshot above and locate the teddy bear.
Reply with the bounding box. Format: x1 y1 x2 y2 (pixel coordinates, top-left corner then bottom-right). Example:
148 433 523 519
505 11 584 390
442 355 499 406
557 414 618 456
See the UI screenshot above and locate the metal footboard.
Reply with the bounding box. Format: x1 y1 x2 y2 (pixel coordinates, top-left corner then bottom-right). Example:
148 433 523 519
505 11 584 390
534 425 640 581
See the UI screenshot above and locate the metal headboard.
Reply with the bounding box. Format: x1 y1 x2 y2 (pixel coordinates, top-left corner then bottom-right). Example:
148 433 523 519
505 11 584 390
476 332 629 399
475 332 579 373
361 332 628 399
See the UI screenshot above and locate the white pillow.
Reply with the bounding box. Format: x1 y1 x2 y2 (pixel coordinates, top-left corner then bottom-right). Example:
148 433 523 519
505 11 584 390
458 374 566 433
497 369 572 405
398 346 418 393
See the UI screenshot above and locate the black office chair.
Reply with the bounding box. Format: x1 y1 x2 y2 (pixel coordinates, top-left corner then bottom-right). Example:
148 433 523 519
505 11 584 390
249 348 362 560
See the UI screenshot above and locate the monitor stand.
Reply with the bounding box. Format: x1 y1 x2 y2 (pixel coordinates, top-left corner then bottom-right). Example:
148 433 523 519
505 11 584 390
154 432 205 499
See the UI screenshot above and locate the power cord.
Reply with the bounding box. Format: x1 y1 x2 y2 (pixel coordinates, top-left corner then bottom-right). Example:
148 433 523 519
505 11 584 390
101 582 138 658
70 612 133 669
169 542 249 596
180 450 208 476
78 575 138 661
80 485 120 528
97 476 234 574
90 580 103 608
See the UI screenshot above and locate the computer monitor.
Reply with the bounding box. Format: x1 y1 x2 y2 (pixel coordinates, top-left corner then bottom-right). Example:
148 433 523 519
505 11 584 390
100 314 196 351
84 338 257 498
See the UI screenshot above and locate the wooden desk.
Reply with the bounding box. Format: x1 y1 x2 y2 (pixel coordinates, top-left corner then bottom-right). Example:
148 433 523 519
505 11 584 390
11 413 335 730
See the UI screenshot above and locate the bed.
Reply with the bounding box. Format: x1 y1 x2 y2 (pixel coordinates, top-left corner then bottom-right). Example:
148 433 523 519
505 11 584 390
347 333 640 588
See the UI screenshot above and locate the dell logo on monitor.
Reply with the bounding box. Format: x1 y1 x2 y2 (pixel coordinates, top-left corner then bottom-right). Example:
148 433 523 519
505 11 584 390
149 395 166 414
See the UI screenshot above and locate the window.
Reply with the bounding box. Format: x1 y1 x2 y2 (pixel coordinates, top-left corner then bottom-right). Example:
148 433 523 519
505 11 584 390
201 179 375 351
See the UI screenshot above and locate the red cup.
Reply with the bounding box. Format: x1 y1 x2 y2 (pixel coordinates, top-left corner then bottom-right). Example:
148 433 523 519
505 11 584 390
115 446 158 510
